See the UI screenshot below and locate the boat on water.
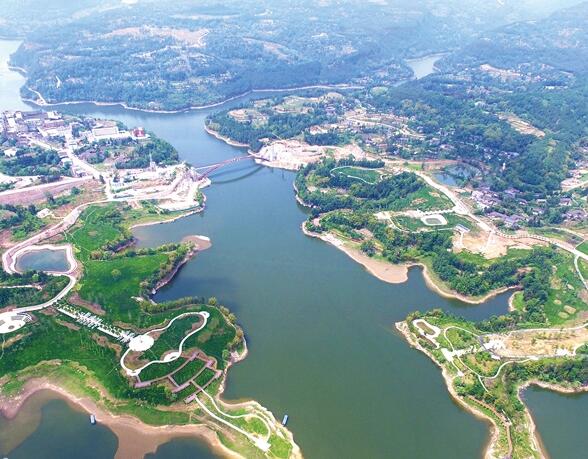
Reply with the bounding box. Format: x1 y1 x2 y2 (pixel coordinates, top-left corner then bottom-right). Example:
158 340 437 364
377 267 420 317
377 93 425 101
90 414 96 425
282 414 289 426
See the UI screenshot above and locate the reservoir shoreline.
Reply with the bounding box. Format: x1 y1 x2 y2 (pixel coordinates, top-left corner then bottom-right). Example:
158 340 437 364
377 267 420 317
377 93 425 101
22 83 364 114
0 381 240 459
0 40 525 459
301 223 517 305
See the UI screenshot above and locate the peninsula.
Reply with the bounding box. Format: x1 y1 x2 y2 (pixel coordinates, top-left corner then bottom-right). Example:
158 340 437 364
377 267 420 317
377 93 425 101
0 110 301 459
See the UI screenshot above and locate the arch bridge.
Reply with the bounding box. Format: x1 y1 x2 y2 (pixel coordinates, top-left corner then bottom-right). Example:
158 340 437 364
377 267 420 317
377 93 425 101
192 153 262 179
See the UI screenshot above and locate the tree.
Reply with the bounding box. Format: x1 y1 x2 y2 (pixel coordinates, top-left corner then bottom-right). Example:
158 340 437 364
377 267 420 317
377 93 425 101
360 239 376 257
44 192 55 205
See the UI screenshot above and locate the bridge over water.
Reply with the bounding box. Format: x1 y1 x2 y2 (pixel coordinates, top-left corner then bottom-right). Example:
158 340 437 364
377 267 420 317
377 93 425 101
192 153 263 179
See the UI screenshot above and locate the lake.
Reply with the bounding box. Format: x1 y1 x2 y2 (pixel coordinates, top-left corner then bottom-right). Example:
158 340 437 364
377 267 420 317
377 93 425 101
15 247 70 273
1 41 585 459
405 53 446 80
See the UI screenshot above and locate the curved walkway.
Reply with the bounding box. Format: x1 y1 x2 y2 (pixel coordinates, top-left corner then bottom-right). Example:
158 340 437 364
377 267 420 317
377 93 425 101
120 311 209 377
199 388 274 441
15 274 77 314
396 161 588 264
1 160 204 315
443 325 534 381
574 255 588 291
2 243 78 315
193 394 271 452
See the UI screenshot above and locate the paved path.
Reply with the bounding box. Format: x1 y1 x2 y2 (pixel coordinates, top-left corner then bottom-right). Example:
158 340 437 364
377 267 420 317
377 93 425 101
575 255 588 290
0 176 91 205
392 162 588 265
120 311 210 377
193 394 271 452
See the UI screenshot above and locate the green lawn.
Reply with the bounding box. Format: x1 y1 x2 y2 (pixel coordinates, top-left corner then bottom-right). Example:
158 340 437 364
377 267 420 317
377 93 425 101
579 259 588 280
182 308 236 370
0 315 172 404
66 204 125 261
577 241 588 256
78 253 168 321
194 367 216 387
407 186 453 211
173 383 198 401
331 166 382 184
145 314 205 360
394 213 474 232
139 356 187 382
543 255 588 324
173 359 206 385
529 228 583 246
136 309 236 370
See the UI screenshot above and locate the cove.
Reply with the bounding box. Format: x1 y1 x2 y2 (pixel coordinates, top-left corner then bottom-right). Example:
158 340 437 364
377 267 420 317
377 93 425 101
0 393 118 459
524 386 588 459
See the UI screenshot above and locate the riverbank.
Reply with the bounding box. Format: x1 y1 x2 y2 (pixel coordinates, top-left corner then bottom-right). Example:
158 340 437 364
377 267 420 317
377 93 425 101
301 223 409 283
129 209 202 230
204 125 250 148
0 35 520 459
397 317 588 459
0 380 241 459
0 330 301 459
22 83 363 114
395 321 503 459
521 379 588 459
152 236 212 293
302 224 516 305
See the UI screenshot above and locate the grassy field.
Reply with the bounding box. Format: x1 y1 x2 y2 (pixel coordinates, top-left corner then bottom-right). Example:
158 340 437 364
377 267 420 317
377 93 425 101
182 307 237 370
331 166 382 184
173 359 206 385
194 367 216 387
66 203 189 322
369 184 453 213
66 204 124 261
406 186 453 211
579 259 588 280
139 356 187 381
78 253 168 321
0 314 169 403
543 254 588 324
577 241 588 255
394 213 473 232
1 201 297 458
0 276 69 309
529 228 584 246
144 314 204 359
407 311 588 459
134 307 237 370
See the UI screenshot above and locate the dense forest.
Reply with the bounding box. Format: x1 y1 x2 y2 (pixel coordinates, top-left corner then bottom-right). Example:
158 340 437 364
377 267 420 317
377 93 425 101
8 0 581 110
208 105 333 151
298 158 567 318
115 138 179 169
0 147 70 178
